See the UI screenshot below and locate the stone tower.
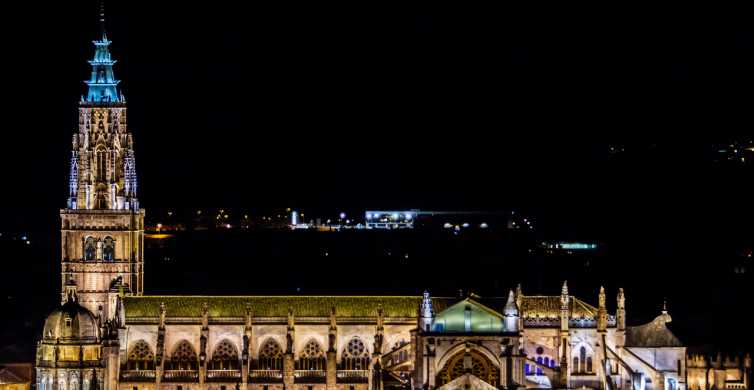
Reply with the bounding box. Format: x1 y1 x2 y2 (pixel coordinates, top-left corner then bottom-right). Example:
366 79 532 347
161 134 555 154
60 2 144 319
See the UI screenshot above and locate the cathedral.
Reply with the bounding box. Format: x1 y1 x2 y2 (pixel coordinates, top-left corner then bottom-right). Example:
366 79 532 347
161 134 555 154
35 6 751 390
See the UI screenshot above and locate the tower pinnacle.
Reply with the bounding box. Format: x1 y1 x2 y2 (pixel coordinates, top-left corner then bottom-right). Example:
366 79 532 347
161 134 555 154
85 0 121 103
99 0 106 39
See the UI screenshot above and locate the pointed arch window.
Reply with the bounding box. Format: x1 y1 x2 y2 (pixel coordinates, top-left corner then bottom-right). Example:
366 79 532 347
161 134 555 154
573 357 579 374
96 147 107 182
580 346 586 373
127 340 155 370
84 237 96 261
103 236 115 261
256 339 282 370
209 339 239 370
167 340 198 370
340 338 370 370
586 356 593 373
296 340 325 370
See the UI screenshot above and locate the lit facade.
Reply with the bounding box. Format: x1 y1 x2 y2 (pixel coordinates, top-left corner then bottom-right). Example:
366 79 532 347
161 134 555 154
59 5 144 319
36 7 752 390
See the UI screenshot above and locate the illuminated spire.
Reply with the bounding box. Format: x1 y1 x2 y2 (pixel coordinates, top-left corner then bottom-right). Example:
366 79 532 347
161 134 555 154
504 290 518 316
419 290 434 332
84 0 122 103
597 286 607 332
99 0 106 40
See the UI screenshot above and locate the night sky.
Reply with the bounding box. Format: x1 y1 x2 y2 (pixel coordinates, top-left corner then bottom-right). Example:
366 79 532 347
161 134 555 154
1 1 753 234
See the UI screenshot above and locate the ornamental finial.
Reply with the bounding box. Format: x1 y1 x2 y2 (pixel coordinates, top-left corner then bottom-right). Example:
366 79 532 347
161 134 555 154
98 0 107 39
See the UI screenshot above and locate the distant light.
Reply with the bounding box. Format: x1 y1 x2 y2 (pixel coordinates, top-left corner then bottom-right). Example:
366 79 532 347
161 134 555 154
462 223 470 228
405 213 413 220
558 242 597 250
339 212 346 219
226 224 231 229
480 223 488 228
366 213 373 219
444 223 452 229
21 236 27 241
391 213 399 220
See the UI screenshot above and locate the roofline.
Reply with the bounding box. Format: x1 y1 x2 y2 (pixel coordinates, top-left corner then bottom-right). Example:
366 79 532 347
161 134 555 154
126 295 439 299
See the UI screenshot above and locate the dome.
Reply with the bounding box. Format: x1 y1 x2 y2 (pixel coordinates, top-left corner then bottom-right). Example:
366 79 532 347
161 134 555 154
42 297 99 343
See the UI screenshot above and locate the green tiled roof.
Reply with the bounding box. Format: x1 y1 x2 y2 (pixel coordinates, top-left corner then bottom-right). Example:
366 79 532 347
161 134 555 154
521 296 598 319
123 296 451 319
123 294 599 320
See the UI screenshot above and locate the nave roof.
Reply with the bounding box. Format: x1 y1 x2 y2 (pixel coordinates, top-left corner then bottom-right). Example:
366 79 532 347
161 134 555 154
123 293 602 321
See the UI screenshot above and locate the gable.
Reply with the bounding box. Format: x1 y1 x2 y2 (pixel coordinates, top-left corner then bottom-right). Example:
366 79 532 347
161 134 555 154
431 299 506 333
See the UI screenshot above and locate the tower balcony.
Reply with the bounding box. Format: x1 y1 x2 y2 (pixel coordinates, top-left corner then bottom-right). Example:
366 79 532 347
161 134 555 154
78 101 127 108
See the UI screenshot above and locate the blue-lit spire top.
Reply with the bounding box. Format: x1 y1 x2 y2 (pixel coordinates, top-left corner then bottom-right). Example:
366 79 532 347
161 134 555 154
84 0 122 103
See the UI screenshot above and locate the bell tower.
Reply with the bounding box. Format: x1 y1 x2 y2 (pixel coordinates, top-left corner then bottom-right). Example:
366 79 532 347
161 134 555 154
60 1 144 318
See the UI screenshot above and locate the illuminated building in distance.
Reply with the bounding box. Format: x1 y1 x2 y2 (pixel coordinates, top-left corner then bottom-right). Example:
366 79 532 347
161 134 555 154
365 211 418 229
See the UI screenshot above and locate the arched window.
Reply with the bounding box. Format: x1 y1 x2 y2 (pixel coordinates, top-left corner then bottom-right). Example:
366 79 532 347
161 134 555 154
96 148 107 182
573 357 579 373
103 237 115 261
536 357 543 365
580 346 586 373
210 339 239 370
586 356 593 373
167 340 198 370
524 363 530 375
257 339 283 370
296 340 325 370
437 349 499 386
340 338 370 370
127 340 155 370
84 237 95 261
544 357 549 367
